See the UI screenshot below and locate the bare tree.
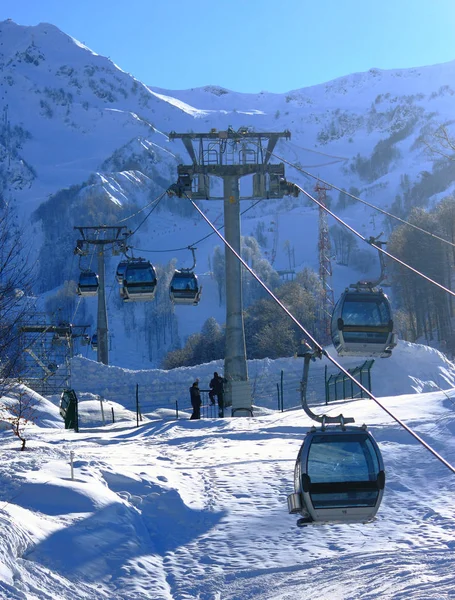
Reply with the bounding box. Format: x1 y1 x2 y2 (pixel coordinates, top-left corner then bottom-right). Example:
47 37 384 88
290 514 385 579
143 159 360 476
330 224 358 266
422 124 455 161
0 204 36 389
0 382 38 450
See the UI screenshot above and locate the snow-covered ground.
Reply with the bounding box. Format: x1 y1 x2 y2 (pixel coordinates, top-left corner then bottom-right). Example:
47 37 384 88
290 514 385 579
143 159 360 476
1 341 455 599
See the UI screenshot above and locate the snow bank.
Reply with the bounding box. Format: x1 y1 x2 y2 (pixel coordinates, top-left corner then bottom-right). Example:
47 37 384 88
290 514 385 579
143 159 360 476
70 340 455 411
0 384 63 430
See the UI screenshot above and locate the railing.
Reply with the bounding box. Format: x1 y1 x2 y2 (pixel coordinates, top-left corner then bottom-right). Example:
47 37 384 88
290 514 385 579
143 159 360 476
73 365 328 429
199 390 224 418
325 360 374 403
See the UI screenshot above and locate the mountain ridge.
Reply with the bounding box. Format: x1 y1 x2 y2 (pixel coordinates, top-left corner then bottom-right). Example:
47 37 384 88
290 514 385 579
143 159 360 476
1 19 454 368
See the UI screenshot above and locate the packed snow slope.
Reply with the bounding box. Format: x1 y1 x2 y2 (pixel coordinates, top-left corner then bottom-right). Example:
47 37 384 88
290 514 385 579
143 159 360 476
2 19 455 367
1 342 455 599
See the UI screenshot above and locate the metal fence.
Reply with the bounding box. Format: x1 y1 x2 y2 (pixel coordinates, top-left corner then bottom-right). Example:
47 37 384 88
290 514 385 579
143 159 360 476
325 360 374 403
67 360 343 431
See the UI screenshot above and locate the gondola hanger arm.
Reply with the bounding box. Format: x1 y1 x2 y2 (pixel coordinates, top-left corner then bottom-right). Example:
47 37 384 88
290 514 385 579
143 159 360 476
300 351 355 425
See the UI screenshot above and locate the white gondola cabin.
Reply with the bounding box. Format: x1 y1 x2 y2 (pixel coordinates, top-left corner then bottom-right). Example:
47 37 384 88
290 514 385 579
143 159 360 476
81 334 91 346
91 333 98 351
288 426 385 526
77 271 99 297
116 260 129 284
331 288 397 358
169 271 202 305
121 260 157 301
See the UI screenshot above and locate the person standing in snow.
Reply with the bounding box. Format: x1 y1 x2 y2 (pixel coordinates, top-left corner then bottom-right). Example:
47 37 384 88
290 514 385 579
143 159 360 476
209 371 226 417
189 379 201 420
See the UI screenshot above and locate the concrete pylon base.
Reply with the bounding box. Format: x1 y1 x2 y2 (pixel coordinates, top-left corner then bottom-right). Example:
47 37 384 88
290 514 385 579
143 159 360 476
228 380 253 417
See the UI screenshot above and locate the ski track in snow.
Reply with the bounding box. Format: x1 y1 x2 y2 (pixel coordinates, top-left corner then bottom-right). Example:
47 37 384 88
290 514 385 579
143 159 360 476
1 402 454 600
0 345 455 599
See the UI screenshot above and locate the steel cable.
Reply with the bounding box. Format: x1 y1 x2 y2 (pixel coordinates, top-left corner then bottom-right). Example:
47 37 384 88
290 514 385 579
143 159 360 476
185 192 455 475
271 148 455 249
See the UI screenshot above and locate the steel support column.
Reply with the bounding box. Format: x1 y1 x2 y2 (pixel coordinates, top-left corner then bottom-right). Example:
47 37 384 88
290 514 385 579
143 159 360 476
223 177 249 402
97 246 109 365
222 176 253 415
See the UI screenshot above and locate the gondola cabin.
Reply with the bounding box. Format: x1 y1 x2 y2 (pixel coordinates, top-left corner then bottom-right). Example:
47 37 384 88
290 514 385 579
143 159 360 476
77 271 99 297
331 288 397 358
91 333 98 351
169 271 201 305
81 334 91 346
121 260 157 301
116 260 129 284
287 426 385 526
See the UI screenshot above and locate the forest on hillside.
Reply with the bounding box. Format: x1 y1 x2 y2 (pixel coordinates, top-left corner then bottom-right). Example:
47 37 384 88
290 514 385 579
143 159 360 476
162 189 455 368
2 113 455 373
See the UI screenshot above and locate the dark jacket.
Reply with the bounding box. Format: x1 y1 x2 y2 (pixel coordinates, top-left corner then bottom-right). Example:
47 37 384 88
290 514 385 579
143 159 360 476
190 383 201 405
210 374 225 395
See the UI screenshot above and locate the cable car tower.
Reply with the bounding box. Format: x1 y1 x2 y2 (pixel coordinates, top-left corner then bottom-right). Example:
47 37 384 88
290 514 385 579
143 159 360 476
315 181 334 342
169 127 294 415
74 225 127 365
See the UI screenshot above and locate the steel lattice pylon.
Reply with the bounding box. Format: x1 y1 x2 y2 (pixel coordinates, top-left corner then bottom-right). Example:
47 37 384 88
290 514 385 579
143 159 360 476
315 182 335 341
20 315 73 396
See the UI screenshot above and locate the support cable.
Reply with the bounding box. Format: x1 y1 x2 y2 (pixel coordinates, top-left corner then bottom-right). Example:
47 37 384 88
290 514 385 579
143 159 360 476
117 190 167 224
185 192 455 476
272 149 455 249
303 167 455 248
130 196 266 254
256 127 348 163
98 192 167 257
71 280 83 325
124 192 166 238
291 183 455 299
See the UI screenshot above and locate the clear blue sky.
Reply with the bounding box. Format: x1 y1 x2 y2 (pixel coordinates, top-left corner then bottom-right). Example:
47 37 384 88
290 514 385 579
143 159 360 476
2 0 455 93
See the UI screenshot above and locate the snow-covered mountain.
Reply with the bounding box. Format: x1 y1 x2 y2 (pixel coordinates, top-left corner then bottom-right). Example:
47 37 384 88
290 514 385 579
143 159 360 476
1 19 455 368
